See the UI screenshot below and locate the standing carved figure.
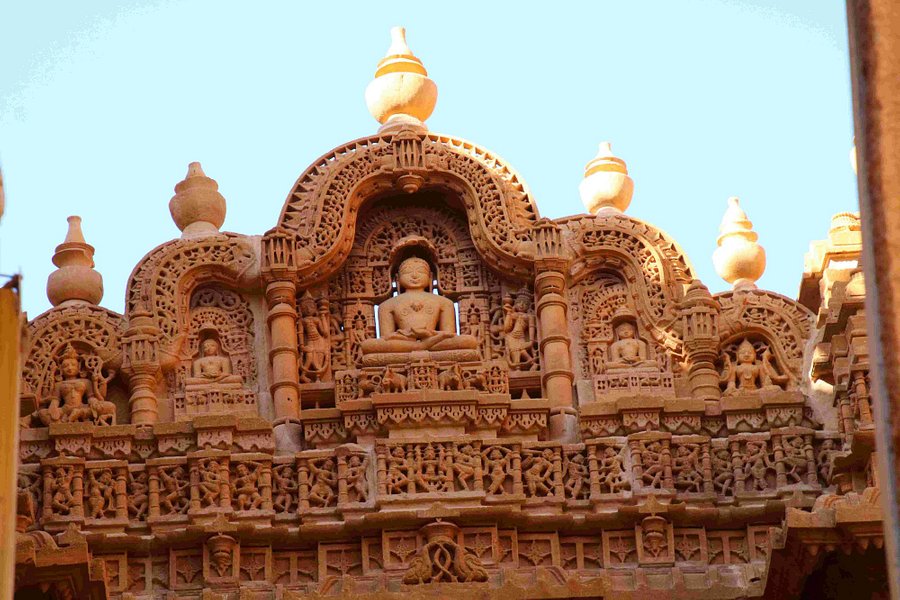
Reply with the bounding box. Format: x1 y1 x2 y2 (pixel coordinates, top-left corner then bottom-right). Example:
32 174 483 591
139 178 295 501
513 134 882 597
273 465 298 513
523 449 555 497
128 470 149 520
159 466 189 515
308 459 336 507
501 290 536 370
233 463 264 511
198 460 224 508
564 453 588 499
453 444 479 491
483 447 512 495
346 455 369 503
50 467 76 516
298 292 331 382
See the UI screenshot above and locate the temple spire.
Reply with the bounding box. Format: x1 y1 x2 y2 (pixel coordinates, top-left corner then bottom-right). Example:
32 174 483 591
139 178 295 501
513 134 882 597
713 197 766 290
46 216 104 306
168 161 226 238
365 27 437 133
579 142 634 214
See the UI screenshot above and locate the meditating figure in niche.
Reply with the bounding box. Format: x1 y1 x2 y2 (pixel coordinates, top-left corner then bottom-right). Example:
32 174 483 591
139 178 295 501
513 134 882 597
606 317 656 370
720 338 788 395
360 256 479 365
185 336 243 390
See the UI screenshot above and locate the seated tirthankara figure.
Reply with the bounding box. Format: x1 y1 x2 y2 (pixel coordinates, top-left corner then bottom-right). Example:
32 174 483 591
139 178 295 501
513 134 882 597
360 256 480 367
185 336 243 390
605 307 657 371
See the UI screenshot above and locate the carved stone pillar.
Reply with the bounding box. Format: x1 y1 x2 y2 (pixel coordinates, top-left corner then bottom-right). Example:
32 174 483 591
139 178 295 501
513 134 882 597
262 229 302 454
680 280 721 406
122 308 162 426
533 219 576 442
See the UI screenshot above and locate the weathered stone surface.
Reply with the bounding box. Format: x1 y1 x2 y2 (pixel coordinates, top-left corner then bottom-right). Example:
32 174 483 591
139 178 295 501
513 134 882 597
10 25 890 600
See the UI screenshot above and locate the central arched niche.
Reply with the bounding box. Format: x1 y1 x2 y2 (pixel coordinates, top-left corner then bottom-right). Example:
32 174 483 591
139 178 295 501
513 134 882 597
298 188 542 409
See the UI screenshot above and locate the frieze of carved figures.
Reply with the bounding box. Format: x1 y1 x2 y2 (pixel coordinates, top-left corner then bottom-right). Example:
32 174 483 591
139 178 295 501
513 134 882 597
276 133 538 284
342 360 509 401
716 289 815 389
21 344 118 428
125 234 256 344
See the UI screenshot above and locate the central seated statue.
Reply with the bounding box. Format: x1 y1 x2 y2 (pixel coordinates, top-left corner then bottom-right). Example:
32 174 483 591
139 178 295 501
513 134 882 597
361 256 480 367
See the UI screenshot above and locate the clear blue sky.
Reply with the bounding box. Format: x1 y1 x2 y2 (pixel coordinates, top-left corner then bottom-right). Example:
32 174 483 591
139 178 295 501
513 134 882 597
0 1 856 317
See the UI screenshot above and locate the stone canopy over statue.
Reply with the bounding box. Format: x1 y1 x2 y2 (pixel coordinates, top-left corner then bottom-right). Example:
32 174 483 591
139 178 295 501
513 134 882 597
361 255 480 366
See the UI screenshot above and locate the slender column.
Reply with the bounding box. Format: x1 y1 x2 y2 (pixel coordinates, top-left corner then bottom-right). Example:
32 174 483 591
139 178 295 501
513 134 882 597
533 219 576 442
122 309 162 426
262 229 302 454
680 280 722 406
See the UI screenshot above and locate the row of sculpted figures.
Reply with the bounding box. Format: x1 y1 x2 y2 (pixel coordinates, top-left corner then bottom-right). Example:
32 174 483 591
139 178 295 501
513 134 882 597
17 205 817 438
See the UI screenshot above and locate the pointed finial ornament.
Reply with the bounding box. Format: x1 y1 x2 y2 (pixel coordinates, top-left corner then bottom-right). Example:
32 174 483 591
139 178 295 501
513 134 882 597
713 197 766 290
169 162 226 238
365 27 437 133
46 216 104 306
579 142 634 214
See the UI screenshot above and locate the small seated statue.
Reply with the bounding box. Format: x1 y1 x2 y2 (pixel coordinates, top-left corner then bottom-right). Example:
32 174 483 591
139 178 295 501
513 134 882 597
720 338 788 395
185 337 243 390
360 256 479 366
606 319 656 371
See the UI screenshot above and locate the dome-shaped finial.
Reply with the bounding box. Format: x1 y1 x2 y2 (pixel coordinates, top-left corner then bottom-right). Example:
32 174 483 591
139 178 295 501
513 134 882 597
712 197 766 290
46 216 104 306
364 27 437 133
578 142 634 214
168 162 226 238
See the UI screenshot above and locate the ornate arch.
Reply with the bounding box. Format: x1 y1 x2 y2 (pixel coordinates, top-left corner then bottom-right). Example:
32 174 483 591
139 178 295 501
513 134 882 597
562 213 696 354
274 130 540 285
125 233 258 345
716 289 815 385
23 304 125 400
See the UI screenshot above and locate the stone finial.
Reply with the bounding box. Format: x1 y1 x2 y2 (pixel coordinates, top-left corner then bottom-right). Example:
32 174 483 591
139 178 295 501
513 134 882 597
712 197 766 290
578 142 634 214
46 216 104 306
364 27 438 133
169 162 226 238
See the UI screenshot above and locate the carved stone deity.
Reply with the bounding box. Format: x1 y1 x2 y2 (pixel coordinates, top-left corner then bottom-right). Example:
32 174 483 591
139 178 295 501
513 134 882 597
360 256 479 366
606 316 656 371
720 339 788 395
501 290 537 370
298 292 331 382
23 344 116 427
185 336 243 390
